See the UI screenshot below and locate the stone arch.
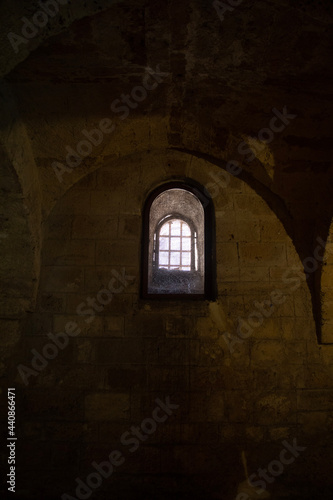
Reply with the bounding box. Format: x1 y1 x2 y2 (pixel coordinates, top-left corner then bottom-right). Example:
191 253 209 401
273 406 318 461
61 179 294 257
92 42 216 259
0 0 123 78
0 82 42 379
0 149 38 379
320 220 333 343
40 147 314 344
15 147 318 498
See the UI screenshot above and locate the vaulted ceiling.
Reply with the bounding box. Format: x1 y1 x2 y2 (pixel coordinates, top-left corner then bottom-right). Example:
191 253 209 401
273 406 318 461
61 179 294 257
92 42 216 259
1 0 333 328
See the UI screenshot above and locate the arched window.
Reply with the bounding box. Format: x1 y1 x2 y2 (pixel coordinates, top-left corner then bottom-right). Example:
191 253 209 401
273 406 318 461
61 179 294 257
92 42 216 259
156 217 196 271
141 181 216 298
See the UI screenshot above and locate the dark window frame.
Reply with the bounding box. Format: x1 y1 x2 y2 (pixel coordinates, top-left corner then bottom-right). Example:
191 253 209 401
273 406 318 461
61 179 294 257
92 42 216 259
141 179 216 300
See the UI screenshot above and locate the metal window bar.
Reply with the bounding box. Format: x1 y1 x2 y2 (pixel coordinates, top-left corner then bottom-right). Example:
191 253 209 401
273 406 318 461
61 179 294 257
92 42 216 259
157 219 192 271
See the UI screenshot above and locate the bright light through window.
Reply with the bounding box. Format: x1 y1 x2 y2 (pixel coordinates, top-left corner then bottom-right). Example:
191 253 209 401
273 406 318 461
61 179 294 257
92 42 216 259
143 183 215 297
158 219 195 271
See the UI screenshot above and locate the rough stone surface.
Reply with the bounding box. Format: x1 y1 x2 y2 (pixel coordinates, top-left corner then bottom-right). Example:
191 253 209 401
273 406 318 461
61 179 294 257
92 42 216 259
1 1 333 499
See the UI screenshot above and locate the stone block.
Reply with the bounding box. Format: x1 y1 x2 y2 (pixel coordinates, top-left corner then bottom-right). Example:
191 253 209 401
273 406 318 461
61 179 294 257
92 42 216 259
298 411 333 436
269 266 292 281
294 289 313 318
190 366 248 391
85 392 130 421
105 366 145 390
26 313 53 336
239 242 286 266
98 422 135 445
216 219 261 243
320 345 333 365
245 426 265 442
65 293 93 312
280 318 312 340
306 340 323 363
235 220 261 242
96 338 144 364
43 240 95 266
145 338 190 365
260 219 286 241
274 294 295 317
297 389 333 411
125 313 164 337
268 427 294 441
55 365 100 389
159 422 219 445
44 214 72 240
22 334 74 367
39 266 84 293
321 265 333 289
239 267 269 282
190 366 224 392
0 320 21 348
321 329 333 344
147 365 189 392
250 317 282 341
40 293 66 313
225 392 254 423
52 190 91 215
90 190 122 215
160 444 220 474
190 339 225 366
75 338 95 363
66 290 133 317
189 391 225 422
233 194 270 216
25 389 84 420
226 296 245 317
84 266 137 293
72 215 118 239
165 315 194 338
216 242 239 267
213 192 234 212
284 341 307 364
216 221 238 242
130 391 187 422
102 293 134 315
304 366 333 389
120 445 160 474
75 171 96 190
322 289 333 306
220 425 237 441
96 241 139 266
53 314 104 337
118 215 141 240
254 393 296 425
105 316 124 336
0 297 31 317
251 340 286 365
44 421 98 442
217 265 240 282
195 316 219 339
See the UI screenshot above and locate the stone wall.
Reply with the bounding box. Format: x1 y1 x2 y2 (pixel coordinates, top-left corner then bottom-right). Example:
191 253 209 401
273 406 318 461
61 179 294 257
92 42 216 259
10 149 333 499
